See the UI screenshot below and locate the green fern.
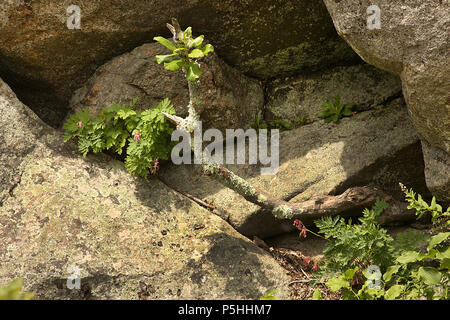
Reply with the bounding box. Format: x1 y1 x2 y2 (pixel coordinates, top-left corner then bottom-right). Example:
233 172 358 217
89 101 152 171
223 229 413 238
400 183 450 223
315 200 395 280
63 98 176 177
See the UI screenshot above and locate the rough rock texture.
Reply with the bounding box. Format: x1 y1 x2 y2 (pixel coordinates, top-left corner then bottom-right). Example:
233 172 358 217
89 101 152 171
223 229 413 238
422 141 450 204
0 80 52 205
69 43 264 132
0 78 290 300
323 0 450 201
265 64 402 122
160 98 429 238
0 0 360 126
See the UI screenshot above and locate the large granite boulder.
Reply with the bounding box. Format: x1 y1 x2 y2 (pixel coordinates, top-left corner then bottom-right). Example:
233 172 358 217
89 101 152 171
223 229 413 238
0 0 359 126
0 78 290 299
0 78 52 205
160 98 429 238
323 0 450 202
265 63 402 122
422 141 450 205
69 43 264 132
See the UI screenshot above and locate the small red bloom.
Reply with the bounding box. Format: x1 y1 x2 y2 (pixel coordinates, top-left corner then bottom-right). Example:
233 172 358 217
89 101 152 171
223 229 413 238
133 131 141 141
301 227 307 238
303 258 310 265
78 121 83 128
150 158 160 175
293 219 303 231
313 262 318 272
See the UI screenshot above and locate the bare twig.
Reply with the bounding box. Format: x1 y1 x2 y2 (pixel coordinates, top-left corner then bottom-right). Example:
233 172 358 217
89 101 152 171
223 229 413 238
300 267 310 280
156 175 216 211
288 279 314 285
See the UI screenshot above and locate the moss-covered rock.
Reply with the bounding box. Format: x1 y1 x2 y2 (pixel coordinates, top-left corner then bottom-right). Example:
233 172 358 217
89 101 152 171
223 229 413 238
323 0 450 202
0 0 359 126
0 78 290 300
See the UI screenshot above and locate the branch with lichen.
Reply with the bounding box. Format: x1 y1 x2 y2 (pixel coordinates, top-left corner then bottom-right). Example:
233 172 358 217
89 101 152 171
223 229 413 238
157 19 415 225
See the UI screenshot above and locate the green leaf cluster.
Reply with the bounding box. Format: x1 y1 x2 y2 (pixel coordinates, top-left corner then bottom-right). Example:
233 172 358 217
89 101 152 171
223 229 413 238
317 188 449 300
0 278 34 300
320 266 385 300
393 229 429 253
63 98 176 178
154 23 214 82
380 187 450 300
315 199 395 281
320 229 449 300
385 232 449 298
317 94 354 123
258 289 278 300
400 183 450 225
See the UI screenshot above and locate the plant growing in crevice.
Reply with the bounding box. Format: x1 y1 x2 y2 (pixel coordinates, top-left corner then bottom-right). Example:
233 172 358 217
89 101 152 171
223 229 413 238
317 94 354 123
250 115 268 130
252 118 293 131
154 23 214 81
294 115 312 127
63 97 176 178
400 183 450 227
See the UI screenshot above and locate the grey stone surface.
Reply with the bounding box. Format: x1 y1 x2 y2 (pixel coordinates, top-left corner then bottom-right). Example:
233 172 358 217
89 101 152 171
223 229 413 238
0 80 50 205
323 0 449 206
0 77 291 300
265 64 401 122
422 140 450 203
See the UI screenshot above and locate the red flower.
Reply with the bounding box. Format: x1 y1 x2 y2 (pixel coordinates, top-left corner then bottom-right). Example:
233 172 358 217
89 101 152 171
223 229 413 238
301 227 307 238
313 262 318 272
293 220 303 230
150 158 160 175
78 121 83 128
303 258 310 265
133 131 141 141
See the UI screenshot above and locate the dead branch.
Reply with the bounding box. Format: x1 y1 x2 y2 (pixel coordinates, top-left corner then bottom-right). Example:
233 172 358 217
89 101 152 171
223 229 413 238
162 110 413 224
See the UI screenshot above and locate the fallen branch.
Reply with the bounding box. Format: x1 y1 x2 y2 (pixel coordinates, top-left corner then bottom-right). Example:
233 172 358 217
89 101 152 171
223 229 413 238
162 103 408 223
